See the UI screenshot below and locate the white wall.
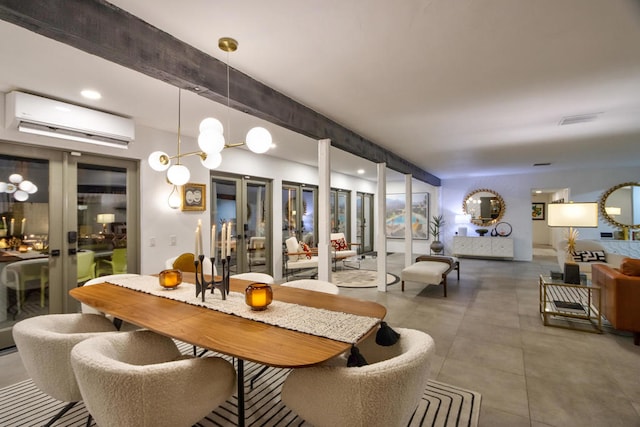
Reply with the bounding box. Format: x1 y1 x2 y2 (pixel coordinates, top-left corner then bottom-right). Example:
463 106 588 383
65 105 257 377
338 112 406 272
442 166 640 261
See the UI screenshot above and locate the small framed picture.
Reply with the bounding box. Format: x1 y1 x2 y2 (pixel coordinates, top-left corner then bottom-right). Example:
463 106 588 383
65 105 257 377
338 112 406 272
181 183 206 211
532 202 545 221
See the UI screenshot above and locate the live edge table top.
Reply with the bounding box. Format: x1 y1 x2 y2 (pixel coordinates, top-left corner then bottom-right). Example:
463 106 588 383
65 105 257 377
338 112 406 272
70 273 386 368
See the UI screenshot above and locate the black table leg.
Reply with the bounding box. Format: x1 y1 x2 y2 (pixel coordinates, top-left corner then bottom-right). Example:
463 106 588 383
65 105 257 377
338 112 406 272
237 359 245 427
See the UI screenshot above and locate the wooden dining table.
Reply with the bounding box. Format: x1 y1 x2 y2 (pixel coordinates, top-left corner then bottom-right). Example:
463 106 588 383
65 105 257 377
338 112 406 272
70 273 386 426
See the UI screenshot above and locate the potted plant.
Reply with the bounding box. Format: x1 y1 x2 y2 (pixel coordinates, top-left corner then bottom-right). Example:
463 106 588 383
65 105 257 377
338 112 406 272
429 214 446 254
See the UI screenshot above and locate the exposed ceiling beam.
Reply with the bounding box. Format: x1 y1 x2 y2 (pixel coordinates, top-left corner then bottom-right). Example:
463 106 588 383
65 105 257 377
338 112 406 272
0 0 440 186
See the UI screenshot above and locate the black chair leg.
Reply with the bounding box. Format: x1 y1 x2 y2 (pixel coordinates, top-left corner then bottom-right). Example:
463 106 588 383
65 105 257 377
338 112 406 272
45 401 77 427
85 414 93 427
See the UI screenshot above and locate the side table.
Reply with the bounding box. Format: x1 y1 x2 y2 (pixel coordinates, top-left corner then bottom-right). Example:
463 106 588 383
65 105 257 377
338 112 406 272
539 275 602 333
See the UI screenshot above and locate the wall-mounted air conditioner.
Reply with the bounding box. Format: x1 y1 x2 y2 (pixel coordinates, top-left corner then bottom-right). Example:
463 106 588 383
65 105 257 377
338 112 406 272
5 91 134 149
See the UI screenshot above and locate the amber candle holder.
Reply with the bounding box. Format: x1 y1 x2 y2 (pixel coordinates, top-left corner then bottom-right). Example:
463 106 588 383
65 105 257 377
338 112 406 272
159 269 182 289
245 282 273 311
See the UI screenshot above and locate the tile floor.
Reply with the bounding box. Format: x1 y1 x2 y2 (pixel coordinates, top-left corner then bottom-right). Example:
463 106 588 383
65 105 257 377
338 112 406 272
1 250 639 426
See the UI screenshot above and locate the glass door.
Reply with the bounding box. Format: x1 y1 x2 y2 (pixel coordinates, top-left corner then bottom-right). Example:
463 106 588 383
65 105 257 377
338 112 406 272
330 189 351 240
357 192 374 254
0 143 138 349
283 183 317 247
212 174 271 274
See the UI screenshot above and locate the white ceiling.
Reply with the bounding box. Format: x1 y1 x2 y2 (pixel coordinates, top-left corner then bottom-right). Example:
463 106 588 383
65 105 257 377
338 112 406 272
1 0 640 183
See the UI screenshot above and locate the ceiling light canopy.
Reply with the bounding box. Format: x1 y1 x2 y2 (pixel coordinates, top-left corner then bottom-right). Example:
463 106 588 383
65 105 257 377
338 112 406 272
148 37 272 191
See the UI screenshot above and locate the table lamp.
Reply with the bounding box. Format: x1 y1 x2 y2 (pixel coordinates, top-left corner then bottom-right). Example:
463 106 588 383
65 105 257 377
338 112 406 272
547 202 598 284
97 213 115 234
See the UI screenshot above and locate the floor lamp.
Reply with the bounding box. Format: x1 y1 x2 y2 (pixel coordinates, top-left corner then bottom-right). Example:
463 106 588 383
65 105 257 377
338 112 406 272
547 202 599 284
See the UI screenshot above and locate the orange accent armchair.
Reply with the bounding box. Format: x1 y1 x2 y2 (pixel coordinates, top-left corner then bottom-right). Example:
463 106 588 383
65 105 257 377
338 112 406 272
591 260 640 345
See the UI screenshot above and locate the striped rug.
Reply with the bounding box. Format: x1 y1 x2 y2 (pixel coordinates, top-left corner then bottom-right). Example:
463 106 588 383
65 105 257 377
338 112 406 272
0 343 481 427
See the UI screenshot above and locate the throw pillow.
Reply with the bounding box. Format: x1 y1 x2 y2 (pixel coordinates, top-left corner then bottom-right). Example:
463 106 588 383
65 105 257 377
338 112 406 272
299 242 312 259
620 257 640 276
172 253 196 272
331 238 348 252
572 250 606 262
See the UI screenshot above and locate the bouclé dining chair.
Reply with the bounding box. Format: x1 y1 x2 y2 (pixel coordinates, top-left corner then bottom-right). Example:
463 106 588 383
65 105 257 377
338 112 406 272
71 330 236 427
12 313 119 426
281 328 435 427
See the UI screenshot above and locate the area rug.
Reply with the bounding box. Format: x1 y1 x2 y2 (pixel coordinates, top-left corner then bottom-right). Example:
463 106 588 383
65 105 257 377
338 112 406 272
332 269 399 288
0 350 481 427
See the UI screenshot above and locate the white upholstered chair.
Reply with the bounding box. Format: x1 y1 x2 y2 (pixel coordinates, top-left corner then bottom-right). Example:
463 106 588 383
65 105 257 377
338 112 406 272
231 272 275 284
281 328 435 427
281 279 339 295
283 236 318 279
71 330 236 427
12 313 119 426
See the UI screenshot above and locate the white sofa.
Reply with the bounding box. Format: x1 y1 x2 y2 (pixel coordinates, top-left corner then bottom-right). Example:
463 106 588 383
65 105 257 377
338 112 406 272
556 239 626 278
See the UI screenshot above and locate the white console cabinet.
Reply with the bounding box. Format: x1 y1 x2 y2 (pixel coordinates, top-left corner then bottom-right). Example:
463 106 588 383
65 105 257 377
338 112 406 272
453 236 514 259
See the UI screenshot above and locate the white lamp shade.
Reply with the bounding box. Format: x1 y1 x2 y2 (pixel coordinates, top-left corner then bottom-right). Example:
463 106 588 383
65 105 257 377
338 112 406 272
27 184 37 194
97 213 115 224
13 190 28 201
605 206 621 216
199 117 224 135
245 127 272 154
5 183 17 194
548 203 599 227
201 151 222 170
167 164 190 185
148 151 171 171
0 182 6 192
18 180 34 193
198 129 225 153
9 173 23 184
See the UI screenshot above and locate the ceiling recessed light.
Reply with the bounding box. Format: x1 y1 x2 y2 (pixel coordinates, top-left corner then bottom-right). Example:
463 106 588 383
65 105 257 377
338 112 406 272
535 190 542 194
357 169 365 174
81 89 101 100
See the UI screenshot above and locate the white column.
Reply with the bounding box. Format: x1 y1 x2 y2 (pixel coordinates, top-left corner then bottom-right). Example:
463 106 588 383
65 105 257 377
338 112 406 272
376 163 387 291
404 174 413 267
272 178 283 281
317 139 332 282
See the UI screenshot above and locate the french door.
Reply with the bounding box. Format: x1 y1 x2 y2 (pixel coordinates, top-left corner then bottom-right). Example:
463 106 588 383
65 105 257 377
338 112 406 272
0 142 138 349
211 174 271 274
357 192 374 254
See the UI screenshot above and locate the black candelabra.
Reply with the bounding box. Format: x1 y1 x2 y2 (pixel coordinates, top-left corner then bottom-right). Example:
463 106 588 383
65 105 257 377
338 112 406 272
194 254 230 302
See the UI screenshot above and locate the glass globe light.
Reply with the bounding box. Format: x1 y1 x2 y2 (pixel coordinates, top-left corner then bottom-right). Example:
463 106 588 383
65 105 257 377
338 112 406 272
167 164 190 186
148 151 171 171
18 180 34 193
5 183 17 193
167 185 181 209
199 117 224 135
198 129 225 153
27 184 38 194
0 182 7 192
13 190 29 201
201 151 222 170
246 127 272 154
9 173 23 184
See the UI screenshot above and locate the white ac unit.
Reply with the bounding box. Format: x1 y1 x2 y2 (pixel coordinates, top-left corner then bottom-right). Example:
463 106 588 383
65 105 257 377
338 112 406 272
5 91 134 149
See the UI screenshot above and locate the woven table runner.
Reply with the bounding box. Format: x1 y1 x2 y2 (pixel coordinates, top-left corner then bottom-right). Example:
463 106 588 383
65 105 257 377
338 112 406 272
105 275 379 344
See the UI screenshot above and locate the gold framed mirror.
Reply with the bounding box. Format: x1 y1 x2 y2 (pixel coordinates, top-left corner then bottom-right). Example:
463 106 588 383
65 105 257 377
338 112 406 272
599 182 640 229
462 189 505 226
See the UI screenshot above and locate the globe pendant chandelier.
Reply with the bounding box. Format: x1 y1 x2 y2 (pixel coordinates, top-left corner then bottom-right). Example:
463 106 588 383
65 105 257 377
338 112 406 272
0 173 38 202
148 37 272 193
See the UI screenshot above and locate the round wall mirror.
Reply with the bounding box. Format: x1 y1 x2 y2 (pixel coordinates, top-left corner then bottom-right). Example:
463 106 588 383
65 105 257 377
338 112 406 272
599 182 640 229
462 189 506 226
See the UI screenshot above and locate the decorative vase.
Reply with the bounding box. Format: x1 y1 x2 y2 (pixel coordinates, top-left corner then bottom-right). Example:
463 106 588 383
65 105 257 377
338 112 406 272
430 241 444 254
245 282 273 311
159 269 182 289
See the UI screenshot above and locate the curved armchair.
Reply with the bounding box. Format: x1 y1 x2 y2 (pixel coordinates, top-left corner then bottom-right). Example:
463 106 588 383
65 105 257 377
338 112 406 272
1 258 49 314
82 274 141 331
76 250 96 285
96 247 127 276
231 272 275 284
281 328 435 427
12 313 118 426
281 279 339 295
71 330 236 427
165 252 217 276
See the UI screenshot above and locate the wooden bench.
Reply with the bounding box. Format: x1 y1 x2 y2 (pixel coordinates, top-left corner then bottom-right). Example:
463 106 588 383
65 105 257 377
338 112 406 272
401 255 460 297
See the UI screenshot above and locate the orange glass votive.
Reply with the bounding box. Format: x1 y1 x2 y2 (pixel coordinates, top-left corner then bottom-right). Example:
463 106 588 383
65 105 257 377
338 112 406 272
245 282 273 311
159 269 182 289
